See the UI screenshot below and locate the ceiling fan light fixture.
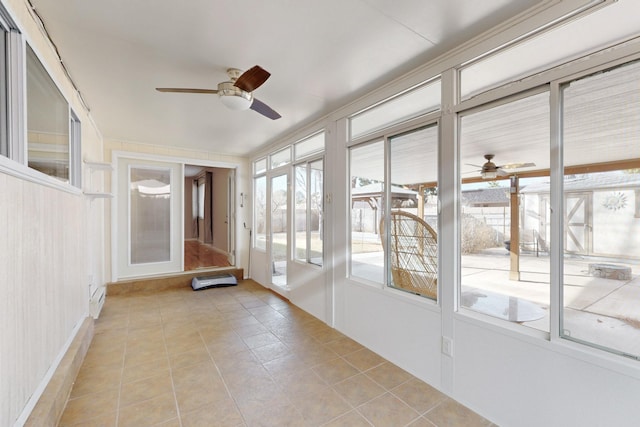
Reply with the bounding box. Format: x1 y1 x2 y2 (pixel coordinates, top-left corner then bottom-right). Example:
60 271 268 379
218 82 253 111
220 94 252 111
481 170 498 179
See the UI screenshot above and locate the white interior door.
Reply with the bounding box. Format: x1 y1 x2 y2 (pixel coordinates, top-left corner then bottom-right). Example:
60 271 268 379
116 157 183 278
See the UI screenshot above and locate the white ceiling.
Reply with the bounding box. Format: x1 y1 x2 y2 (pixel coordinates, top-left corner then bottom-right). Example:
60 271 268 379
28 0 540 156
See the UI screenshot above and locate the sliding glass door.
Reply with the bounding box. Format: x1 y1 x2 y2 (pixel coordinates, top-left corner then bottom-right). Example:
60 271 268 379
116 158 183 278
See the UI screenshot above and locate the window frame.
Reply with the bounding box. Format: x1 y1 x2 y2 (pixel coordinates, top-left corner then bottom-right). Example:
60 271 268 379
555 58 640 361
348 116 441 302
293 154 324 268
0 15 82 193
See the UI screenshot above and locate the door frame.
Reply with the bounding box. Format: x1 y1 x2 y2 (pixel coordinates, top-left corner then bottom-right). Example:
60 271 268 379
111 151 239 281
267 168 291 294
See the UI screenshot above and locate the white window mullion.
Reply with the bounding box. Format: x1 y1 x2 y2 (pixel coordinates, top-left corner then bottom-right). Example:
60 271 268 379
7 29 23 164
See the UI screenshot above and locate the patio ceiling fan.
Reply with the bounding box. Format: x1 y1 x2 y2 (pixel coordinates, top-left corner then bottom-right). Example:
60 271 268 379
468 154 535 179
156 65 281 120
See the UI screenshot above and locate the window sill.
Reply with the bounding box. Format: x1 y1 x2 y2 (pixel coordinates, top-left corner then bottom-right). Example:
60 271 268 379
0 156 82 196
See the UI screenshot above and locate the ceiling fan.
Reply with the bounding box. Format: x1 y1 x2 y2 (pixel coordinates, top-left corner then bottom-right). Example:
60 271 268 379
468 154 536 179
156 65 281 120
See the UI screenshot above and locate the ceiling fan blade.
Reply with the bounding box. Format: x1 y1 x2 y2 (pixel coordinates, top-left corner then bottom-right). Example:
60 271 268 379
497 168 509 176
465 163 484 168
250 98 281 120
500 162 536 170
156 88 218 94
234 66 271 92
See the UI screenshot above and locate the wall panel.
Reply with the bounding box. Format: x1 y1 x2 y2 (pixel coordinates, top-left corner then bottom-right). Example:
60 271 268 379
1 173 88 426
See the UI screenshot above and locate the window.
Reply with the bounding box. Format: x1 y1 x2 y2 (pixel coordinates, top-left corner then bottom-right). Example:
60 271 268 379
69 111 81 187
561 60 640 359
270 146 291 169
295 132 324 160
460 1 639 100
387 125 439 299
254 157 267 175
0 19 7 157
26 45 72 183
459 90 550 331
294 158 324 266
350 79 440 140
350 140 385 283
253 175 267 251
349 123 440 297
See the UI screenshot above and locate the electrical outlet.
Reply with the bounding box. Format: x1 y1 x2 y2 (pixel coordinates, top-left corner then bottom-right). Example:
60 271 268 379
441 336 453 357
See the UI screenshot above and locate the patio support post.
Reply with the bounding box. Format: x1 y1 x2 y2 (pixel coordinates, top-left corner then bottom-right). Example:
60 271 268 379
509 176 520 280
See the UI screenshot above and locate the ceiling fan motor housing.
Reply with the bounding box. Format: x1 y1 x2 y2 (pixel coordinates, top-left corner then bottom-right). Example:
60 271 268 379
482 154 497 172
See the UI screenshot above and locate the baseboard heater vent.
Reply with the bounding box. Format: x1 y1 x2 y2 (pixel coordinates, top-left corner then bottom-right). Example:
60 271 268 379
191 273 238 291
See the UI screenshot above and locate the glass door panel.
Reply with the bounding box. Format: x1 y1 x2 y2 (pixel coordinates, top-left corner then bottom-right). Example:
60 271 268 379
116 158 183 278
270 173 289 288
130 167 171 263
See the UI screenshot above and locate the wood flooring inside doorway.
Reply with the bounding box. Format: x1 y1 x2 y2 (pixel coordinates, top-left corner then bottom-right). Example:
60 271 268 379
184 240 231 271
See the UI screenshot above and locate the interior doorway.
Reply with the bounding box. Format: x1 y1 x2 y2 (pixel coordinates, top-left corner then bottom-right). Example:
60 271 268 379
184 165 234 271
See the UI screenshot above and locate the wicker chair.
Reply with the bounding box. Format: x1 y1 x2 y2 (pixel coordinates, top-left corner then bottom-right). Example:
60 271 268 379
380 210 438 300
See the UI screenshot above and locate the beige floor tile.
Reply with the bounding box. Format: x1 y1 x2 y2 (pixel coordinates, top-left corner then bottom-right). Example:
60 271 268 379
174 376 231 414
225 371 279 403
164 329 206 355
358 392 420 427
424 398 492 427
171 360 221 390
342 347 386 372
122 356 170 384
119 372 173 408
275 368 329 398
60 281 490 427
154 418 182 427
313 357 360 384
239 401 306 427
58 411 117 427
392 378 447 414
180 397 244 427
320 410 373 427
232 322 269 338
366 361 413 390
70 362 122 398
288 386 351 425
168 345 212 370
59 389 119 425
251 341 291 363
81 345 125 369
407 416 438 427
117 392 178 427
242 331 281 349
262 353 308 380
293 342 340 366
333 373 385 407
324 336 365 356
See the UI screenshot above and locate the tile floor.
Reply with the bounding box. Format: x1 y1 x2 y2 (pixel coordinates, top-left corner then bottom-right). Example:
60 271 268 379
59 280 493 427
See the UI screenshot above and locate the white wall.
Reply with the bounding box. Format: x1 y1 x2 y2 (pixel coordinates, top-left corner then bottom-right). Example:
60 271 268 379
0 174 90 426
0 0 105 424
454 318 640 427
